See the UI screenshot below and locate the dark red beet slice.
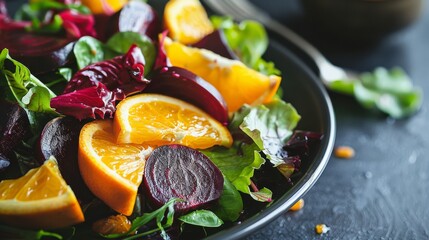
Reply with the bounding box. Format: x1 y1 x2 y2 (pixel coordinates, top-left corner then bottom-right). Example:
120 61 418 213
39 116 93 202
0 31 75 75
95 1 160 41
143 144 224 213
192 30 238 60
145 66 229 125
0 100 30 168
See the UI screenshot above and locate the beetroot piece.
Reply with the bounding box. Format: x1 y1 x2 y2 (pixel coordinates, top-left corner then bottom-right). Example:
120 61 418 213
145 66 229 125
95 1 160 41
143 145 224 213
192 30 238 60
0 100 30 167
39 116 93 201
0 31 75 75
51 82 120 120
63 44 148 96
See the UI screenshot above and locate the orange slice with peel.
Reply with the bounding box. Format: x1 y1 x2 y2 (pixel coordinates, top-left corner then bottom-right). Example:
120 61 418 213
164 0 214 44
163 37 282 113
0 157 84 229
78 120 152 216
113 93 232 149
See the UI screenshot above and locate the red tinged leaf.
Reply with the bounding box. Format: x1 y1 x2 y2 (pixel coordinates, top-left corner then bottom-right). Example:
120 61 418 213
58 9 97 39
143 145 224 213
51 82 120 120
63 44 149 96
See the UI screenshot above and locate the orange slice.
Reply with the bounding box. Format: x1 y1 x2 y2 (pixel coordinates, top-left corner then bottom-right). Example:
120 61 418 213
80 0 128 15
164 0 214 44
113 93 232 149
0 157 84 229
163 37 281 113
78 120 152 216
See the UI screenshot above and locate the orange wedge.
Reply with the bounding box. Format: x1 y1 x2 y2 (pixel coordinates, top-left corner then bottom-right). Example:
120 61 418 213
113 93 232 149
0 157 84 229
78 120 152 216
80 0 128 14
163 37 282 113
164 0 214 44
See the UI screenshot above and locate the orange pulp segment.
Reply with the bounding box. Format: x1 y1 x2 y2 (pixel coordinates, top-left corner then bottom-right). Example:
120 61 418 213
80 0 128 15
113 93 232 149
164 0 214 44
0 157 84 229
163 37 282 113
78 120 152 216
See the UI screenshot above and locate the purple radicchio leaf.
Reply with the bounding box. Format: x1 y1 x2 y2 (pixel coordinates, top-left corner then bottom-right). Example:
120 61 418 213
63 44 149 96
50 82 122 120
277 130 323 180
58 9 97 39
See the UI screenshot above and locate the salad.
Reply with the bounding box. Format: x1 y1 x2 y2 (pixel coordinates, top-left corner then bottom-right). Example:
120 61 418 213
0 0 322 239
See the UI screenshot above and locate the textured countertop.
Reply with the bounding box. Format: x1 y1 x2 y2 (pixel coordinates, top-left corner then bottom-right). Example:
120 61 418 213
245 0 429 239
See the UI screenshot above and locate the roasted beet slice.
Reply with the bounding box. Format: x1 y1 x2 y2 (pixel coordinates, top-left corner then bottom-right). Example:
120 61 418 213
192 30 238 60
95 0 160 41
39 116 93 201
0 31 75 75
145 66 229 125
0 100 30 166
143 145 224 213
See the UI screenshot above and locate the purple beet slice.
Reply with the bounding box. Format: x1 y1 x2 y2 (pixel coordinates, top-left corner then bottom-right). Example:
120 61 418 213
143 144 224 213
192 30 238 60
38 116 93 202
0 100 30 166
95 1 160 41
145 66 229 125
0 31 75 75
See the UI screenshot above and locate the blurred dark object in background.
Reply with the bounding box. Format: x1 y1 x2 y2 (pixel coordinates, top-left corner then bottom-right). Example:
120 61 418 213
300 0 423 43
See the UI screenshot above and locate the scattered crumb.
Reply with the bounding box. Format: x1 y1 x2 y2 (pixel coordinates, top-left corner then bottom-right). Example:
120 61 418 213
289 199 305 211
289 198 304 211
334 146 355 159
315 224 330 235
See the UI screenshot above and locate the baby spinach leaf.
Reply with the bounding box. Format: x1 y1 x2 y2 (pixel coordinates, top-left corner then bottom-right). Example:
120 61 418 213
73 36 113 69
179 210 223 228
106 31 156 74
212 176 243 222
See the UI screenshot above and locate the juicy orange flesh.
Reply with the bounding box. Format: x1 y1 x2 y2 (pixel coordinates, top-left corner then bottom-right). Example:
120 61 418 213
0 160 67 201
91 123 149 186
165 0 213 44
126 100 222 148
164 40 281 112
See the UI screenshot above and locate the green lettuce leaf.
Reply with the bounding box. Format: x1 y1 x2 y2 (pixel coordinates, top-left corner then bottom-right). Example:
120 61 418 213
329 67 422 118
0 49 56 111
211 16 280 75
233 99 301 166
